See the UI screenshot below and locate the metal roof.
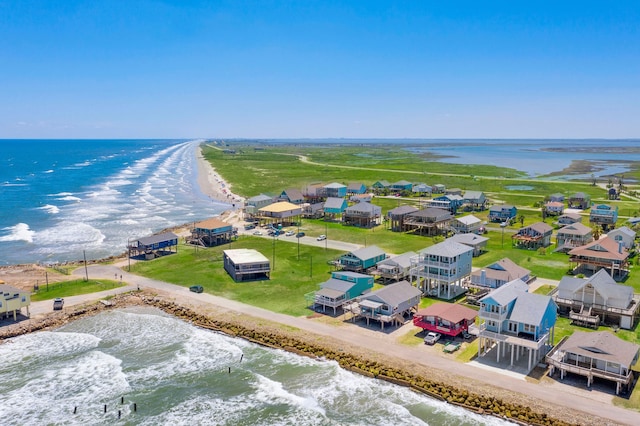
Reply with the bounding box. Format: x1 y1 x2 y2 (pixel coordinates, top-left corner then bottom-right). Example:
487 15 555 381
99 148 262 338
419 239 474 257
223 248 269 264
360 280 421 307
136 232 178 246
559 331 639 367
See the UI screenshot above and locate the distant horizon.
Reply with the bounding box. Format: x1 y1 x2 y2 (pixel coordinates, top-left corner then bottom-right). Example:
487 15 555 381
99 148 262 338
2 137 640 142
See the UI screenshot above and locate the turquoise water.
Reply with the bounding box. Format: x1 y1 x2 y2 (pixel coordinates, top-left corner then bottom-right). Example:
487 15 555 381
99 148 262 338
0 308 512 425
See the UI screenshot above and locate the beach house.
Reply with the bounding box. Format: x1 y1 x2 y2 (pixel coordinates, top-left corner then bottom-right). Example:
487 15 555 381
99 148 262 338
463 190 487 211
447 233 489 257
477 279 557 373
568 192 591 209
544 201 564 217
607 226 636 250
512 222 553 249
470 258 531 288
129 232 179 260
309 271 374 314
346 182 367 195
322 197 348 219
339 245 387 272
409 240 473 300
450 214 483 234
546 331 639 395
554 269 640 329
412 183 432 196
223 248 271 282
189 218 235 247
244 194 274 218
277 188 305 205
342 202 382 228
321 182 348 198
488 204 517 223
373 251 417 283
404 207 454 236
390 180 413 193
568 236 630 280
0 283 30 321
589 203 618 230
557 212 583 225
257 201 303 226
371 180 391 193
431 183 445 194
346 280 422 330
555 222 594 253
387 205 419 232
431 194 464 213
413 303 478 337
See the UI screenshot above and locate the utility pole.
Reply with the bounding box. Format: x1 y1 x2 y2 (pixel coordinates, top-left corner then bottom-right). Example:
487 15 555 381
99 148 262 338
83 250 89 281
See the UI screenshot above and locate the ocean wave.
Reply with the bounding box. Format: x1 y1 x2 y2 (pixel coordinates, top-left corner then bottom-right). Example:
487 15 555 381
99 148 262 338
43 169 54 174
56 195 81 202
33 222 106 251
37 204 60 214
254 374 326 417
0 223 35 243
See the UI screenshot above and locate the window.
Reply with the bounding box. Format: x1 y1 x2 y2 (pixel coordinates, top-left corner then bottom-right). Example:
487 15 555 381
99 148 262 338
523 323 536 333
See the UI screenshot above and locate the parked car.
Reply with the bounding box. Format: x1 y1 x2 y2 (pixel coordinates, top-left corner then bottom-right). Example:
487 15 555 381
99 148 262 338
244 224 256 230
253 230 263 235
285 231 295 236
317 234 327 241
53 298 64 311
424 332 441 345
189 285 204 293
296 232 305 238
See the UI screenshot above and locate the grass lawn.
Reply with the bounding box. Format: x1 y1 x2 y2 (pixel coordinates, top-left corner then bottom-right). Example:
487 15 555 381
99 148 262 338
30 279 125 301
130 236 343 317
533 285 556 295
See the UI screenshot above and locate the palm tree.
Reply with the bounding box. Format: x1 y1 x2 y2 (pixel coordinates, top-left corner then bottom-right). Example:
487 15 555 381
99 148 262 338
591 174 597 186
518 214 525 226
591 225 601 240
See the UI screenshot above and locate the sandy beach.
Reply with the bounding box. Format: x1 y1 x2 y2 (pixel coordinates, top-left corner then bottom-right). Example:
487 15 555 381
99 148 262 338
195 143 244 225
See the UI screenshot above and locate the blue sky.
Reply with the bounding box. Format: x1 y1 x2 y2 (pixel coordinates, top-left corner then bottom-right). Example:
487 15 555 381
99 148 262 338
1 1 639 139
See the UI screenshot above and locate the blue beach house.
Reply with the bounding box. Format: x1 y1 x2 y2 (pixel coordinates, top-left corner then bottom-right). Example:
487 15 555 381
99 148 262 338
323 182 347 198
347 182 367 195
372 180 391 194
309 271 374 314
339 245 387 272
589 203 618 230
390 180 413 192
478 279 557 372
323 197 348 217
488 204 517 223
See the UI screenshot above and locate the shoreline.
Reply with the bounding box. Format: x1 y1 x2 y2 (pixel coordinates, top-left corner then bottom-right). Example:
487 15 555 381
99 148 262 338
195 143 244 225
3 258 637 425
0 291 584 426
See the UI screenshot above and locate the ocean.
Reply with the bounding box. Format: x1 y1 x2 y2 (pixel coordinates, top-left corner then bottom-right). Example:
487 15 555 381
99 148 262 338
0 307 512 425
0 140 231 265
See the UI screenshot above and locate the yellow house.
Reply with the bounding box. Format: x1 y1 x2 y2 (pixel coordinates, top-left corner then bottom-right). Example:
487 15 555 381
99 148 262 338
0 283 31 321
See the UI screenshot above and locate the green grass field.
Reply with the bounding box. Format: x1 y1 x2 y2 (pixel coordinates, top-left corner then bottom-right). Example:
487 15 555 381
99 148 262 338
130 236 343 317
30 279 125 301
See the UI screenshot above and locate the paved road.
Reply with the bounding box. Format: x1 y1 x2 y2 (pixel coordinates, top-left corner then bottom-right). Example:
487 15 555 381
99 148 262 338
25 263 633 425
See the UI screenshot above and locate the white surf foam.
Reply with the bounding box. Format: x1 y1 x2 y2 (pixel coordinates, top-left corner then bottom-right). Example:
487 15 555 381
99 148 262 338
0 223 35 243
37 204 60 214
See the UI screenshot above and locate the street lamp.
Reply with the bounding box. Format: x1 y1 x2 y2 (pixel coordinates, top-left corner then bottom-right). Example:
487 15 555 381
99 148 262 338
500 221 507 247
325 222 328 250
